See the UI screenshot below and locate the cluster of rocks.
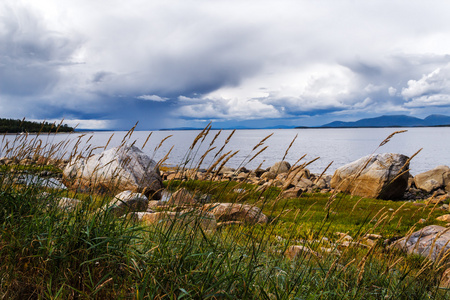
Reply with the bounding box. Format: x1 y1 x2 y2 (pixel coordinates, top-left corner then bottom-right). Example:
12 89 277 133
163 160 332 199
0 156 68 171
163 153 450 204
59 145 269 231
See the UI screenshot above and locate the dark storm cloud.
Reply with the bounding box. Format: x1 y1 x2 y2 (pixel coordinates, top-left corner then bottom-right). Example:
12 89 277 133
2 0 450 129
0 3 80 96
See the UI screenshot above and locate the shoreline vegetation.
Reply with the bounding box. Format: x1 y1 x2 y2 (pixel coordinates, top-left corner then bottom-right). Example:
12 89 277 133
2 125 450 298
0 118 74 133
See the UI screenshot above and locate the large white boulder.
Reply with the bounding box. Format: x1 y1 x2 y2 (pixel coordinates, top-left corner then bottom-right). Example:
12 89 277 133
330 153 409 199
63 145 163 199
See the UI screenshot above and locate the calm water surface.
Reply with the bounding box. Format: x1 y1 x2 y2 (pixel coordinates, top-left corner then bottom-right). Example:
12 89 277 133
5 127 448 175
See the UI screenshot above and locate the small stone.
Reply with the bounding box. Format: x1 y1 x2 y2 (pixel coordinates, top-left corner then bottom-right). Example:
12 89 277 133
285 245 320 259
437 214 450 222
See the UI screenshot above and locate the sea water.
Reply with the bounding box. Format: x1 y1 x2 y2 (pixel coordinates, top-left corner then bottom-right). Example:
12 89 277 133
3 127 448 175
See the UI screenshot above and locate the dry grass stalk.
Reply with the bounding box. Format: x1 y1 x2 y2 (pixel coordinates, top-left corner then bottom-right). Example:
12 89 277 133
356 244 377 285
415 259 434 279
388 202 408 222
204 151 232 178
324 257 341 281
381 257 403 276
248 146 268 164
426 227 450 261
213 130 236 159
141 132 152 150
213 150 239 179
201 123 212 143
189 123 210 150
154 135 173 152
209 130 222 147
157 145 174 169
122 121 139 142
252 133 274 151
351 197 365 213
435 242 450 269
196 147 217 170
378 130 407 147
104 133 115 150
282 134 298 161
396 216 403 229
314 161 333 185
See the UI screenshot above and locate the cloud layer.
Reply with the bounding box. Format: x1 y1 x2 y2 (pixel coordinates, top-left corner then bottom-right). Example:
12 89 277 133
1 0 450 129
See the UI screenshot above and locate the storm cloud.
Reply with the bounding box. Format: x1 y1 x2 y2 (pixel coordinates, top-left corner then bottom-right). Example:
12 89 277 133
1 0 450 129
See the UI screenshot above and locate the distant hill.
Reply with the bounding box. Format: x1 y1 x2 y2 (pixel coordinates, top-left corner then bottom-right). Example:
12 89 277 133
319 114 450 128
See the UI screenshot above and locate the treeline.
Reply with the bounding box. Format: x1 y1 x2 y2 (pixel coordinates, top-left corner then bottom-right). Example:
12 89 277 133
0 118 74 133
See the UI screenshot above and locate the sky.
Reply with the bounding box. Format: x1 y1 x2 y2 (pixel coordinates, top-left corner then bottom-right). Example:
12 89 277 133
2 0 450 130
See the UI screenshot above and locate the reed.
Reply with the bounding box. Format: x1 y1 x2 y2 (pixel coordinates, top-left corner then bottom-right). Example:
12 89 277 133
0 125 448 299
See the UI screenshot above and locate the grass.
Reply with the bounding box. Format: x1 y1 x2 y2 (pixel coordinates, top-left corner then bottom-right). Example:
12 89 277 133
1 126 450 299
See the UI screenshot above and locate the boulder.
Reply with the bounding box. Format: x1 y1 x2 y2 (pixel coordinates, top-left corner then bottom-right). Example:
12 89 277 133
281 187 303 199
141 211 178 225
141 210 217 231
441 268 450 288
202 203 268 224
296 178 314 190
285 245 320 260
392 225 450 261
167 188 197 206
57 197 82 211
105 191 149 217
269 161 291 175
180 209 217 231
330 153 409 199
414 166 450 193
436 214 450 222
63 145 163 199
261 172 277 180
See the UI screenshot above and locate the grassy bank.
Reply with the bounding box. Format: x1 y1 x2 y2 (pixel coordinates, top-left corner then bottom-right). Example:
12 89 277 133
1 128 450 299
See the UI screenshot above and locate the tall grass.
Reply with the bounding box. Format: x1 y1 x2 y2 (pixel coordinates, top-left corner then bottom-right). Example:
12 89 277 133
0 127 449 299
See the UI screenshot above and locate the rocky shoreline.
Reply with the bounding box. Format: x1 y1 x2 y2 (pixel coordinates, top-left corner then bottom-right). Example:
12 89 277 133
4 145 450 286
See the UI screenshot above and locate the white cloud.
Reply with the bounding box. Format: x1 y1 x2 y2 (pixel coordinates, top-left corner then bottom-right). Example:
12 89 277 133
388 87 397 96
136 95 168 102
402 64 450 107
175 96 281 120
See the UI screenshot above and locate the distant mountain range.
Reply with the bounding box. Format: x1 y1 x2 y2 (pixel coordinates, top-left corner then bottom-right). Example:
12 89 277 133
158 114 450 131
318 114 450 128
